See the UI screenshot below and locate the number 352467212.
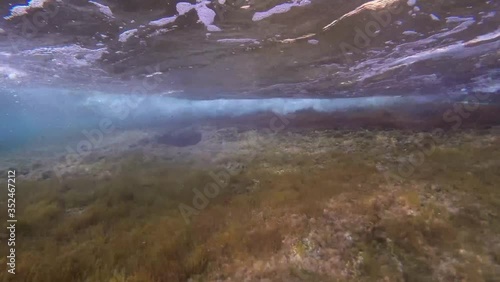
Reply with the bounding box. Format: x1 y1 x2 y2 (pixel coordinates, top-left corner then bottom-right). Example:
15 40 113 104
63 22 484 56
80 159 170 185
7 170 16 219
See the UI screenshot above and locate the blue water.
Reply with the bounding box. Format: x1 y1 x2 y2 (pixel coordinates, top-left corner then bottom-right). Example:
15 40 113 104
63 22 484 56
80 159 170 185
0 86 441 153
0 88 101 153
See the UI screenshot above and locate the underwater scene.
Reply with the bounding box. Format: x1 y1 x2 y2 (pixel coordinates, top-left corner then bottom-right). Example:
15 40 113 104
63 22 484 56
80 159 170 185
0 0 499 281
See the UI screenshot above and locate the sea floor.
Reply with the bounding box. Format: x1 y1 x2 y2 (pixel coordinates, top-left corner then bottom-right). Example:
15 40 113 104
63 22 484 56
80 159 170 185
1 127 500 281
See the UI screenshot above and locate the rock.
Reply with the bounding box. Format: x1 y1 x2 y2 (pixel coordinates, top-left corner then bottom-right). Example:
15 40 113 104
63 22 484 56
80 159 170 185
431 184 442 192
215 128 239 142
65 207 86 216
97 170 112 180
137 138 151 146
18 168 30 176
156 128 202 147
40 170 54 180
0 28 6 35
82 153 106 163
224 162 245 175
128 137 151 149
371 226 387 243
31 161 43 170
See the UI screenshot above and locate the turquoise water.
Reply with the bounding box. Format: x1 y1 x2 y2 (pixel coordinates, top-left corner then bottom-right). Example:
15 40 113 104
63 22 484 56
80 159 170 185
0 88 101 153
0 86 442 153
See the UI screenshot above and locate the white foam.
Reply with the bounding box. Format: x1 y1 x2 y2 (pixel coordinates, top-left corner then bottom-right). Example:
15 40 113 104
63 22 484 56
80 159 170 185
207 25 222 32
89 1 114 18
4 0 49 20
0 65 26 80
471 72 500 94
173 1 221 31
149 16 178 27
118 29 138 42
357 36 500 81
83 93 412 119
196 3 216 27
147 28 173 38
402 31 421 36
252 0 311 22
482 11 496 19
466 28 500 44
217 38 260 44
21 44 106 67
145 72 163 78
446 16 473 24
176 2 194 15
393 19 475 51
430 14 440 21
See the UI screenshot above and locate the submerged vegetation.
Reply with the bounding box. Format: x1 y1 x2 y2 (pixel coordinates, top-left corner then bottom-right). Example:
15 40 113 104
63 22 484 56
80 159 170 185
1 129 499 281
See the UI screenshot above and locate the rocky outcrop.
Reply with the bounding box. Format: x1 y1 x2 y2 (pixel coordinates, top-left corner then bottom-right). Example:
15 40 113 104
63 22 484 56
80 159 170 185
156 128 202 147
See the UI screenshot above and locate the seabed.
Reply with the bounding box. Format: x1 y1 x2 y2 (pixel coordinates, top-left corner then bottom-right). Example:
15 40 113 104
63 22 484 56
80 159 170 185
1 125 499 281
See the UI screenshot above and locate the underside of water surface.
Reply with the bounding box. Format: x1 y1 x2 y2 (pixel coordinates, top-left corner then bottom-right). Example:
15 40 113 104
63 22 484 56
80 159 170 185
0 0 500 281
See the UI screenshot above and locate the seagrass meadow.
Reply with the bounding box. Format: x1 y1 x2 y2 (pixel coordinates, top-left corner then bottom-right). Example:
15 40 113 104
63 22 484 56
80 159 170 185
1 127 499 281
